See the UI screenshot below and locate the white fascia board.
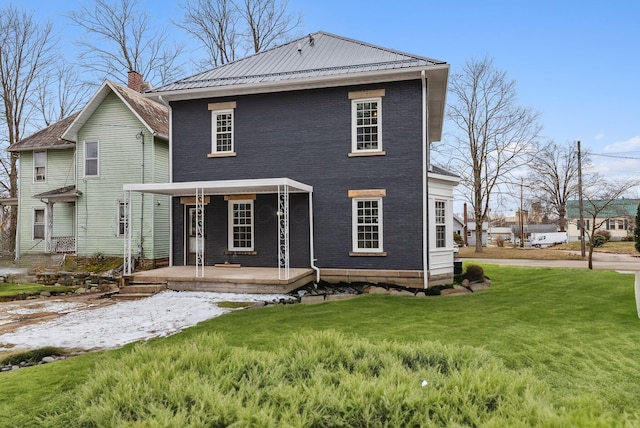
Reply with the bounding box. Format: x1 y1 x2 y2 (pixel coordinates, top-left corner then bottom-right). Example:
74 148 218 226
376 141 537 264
148 65 450 102
123 177 313 195
60 80 111 142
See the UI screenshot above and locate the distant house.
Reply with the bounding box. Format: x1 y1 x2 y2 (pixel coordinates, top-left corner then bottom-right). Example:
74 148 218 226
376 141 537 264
124 31 459 287
467 221 488 247
566 198 639 241
8 73 170 266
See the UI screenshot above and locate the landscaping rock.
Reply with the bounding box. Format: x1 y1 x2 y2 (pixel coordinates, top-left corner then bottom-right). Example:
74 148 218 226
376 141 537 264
469 282 489 292
40 291 51 297
41 356 55 364
365 286 389 295
389 288 415 297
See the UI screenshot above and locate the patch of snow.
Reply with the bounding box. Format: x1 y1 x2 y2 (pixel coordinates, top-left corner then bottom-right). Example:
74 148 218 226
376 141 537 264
0 291 293 351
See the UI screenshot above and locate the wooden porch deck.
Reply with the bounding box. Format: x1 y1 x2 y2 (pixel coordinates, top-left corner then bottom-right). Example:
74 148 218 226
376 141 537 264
125 266 315 294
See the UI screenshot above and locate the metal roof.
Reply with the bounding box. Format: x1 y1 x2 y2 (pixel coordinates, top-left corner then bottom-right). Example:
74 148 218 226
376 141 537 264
149 31 449 142
567 198 640 218
153 31 446 93
124 178 312 197
62 80 168 142
8 113 79 152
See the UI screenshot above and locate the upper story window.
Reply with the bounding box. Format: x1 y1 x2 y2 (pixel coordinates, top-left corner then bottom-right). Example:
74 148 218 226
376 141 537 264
84 141 99 177
435 200 446 248
349 89 385 156
353 98 381 152
208 101 237 157
33 151 46 182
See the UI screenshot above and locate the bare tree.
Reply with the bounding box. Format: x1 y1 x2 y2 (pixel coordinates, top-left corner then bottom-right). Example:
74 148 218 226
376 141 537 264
178 0 300 68
178 0 240 67
238 0 301 53
35 63 93 126
0 6 57 254
67 0 184 86
528 140 584 231
580 178 639 269
446 56 541 252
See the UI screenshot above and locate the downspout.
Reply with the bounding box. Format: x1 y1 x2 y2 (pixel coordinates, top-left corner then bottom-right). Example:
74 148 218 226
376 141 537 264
422 70 430 289
308 191 320 284
136 131 145 260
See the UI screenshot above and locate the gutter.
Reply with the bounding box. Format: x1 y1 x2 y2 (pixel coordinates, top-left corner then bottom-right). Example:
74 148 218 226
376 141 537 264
422 70 430 289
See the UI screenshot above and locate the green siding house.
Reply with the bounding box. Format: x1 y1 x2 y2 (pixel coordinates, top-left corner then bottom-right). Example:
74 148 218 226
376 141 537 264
8 74 170 266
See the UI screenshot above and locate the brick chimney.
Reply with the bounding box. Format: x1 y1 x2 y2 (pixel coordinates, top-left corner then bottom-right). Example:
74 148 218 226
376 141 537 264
128 70 143 92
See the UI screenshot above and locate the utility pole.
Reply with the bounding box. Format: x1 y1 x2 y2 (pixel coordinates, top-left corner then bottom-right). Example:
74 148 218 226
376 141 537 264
520 177 524 248
577 140 586 257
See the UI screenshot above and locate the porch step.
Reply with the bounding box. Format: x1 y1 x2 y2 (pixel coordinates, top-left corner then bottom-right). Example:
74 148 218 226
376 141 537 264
111 292 158 301
112 282 168 300
121 282 168 294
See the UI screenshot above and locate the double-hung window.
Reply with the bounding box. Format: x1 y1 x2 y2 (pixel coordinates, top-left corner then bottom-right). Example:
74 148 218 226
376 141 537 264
352 198 383 252
228 200 253 251
33 208 45 240
209 101 237 157
34 151 46 182
352 98 381 152
212 110 234 153
435 200 446 248
84 141 99 177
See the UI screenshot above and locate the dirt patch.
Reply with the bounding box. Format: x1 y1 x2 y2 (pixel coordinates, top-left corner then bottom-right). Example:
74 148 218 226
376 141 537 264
0 293 116 337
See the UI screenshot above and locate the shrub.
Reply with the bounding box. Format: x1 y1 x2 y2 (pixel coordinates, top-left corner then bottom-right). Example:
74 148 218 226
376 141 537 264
465 264 485 282
453 232 464 246
595 230 611 241
44 331 567 427
591 234 607 248
0 347 65 366
496 235 505 247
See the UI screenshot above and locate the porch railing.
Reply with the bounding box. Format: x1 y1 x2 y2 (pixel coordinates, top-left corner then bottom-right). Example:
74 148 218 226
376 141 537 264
53 236 76 254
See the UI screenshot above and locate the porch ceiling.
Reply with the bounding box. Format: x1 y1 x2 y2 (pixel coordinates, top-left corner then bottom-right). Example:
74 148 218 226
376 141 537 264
123 177 313 196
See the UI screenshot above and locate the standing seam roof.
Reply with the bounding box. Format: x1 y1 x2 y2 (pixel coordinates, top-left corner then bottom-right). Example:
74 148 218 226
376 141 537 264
152 31 446 93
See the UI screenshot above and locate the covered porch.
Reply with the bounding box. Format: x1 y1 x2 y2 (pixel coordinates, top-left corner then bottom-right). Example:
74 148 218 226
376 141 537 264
122 178 318 290
125 265 315 294
34 185 81 254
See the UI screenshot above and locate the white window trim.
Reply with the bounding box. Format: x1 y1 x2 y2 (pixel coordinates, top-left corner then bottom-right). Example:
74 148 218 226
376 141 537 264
33 151 47 183
435 200 446 248
211 109 235 155
84 141 99 177
351 97 382 154
33 207 45 240
228 199 254 251
117 200 128 237
351 197 384 253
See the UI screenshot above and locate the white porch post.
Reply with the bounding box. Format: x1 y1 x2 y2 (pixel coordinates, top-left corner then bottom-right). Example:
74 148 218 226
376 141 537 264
45 201 54 253
195 188 205 278
124 191 132 275
277 185 290 280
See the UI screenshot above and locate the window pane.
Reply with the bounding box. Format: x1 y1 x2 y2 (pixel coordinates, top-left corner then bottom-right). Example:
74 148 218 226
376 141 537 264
86 159 98 176
86 142 98 158
355 199 382 251
354 100 380 151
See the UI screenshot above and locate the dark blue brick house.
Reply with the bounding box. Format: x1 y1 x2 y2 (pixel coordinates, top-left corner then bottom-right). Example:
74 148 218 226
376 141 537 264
124 32 458 289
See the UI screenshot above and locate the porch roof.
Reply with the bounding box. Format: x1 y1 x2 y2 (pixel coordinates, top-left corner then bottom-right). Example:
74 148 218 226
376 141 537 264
34 185 82 203
123 178 313 196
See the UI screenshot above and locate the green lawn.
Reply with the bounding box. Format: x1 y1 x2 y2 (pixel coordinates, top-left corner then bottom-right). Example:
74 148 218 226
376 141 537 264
0 283 78 300
1 264 639 426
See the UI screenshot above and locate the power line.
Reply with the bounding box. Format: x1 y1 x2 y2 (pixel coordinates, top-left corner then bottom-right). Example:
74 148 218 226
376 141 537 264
591 153 640 160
